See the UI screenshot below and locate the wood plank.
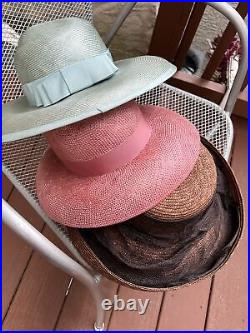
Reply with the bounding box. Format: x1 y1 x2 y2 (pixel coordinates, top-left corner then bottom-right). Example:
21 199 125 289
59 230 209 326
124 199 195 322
202 2 248 80
108 286 163 330
55 278 118 330
2 119 247 330
2 174 13 200
169 71 248 118
169 70 225 104
205 117 248 330
174 3 206 69
231 117 248 196
2 190 44 320
241 72 248 91
234 88 248 119
148 2 194 62
157 279 211 330
3 225 71 331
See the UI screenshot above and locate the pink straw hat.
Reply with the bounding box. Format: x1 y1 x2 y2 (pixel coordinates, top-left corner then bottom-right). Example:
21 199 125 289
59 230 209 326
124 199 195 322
36 101 200 228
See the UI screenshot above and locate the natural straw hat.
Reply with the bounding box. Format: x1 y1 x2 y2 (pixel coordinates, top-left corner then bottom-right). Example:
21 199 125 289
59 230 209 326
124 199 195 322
68 139 243 291
36 101 200 228
2 17 176 142
146 144 217 222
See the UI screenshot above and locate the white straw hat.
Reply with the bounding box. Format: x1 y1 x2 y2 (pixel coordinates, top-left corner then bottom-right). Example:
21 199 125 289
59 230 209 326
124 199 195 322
2 17 176 142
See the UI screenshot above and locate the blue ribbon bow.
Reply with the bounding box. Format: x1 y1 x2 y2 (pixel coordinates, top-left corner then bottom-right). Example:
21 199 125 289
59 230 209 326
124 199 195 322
23 50 118 107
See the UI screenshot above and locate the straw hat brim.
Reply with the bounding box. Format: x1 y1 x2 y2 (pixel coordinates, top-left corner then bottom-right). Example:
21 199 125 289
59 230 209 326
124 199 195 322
36 105 200 228
67 139 243 291
3 56 176 142
146 144 217 222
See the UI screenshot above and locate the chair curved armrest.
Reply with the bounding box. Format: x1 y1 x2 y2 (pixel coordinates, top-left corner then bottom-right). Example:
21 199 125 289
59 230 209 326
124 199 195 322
105 2 248 115
2 198 105 330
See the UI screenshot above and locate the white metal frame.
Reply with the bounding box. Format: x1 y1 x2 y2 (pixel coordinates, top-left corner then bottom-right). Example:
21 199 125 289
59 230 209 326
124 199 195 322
2 2 248 330
105 2 248 115
2 199 105 330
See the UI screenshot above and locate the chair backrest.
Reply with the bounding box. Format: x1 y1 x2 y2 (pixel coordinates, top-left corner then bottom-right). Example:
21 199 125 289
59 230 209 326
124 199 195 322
149 3 247 78
105 2 248 115
2 2 94 265
2 2 92 104
148 2 248 115
2 3 234 256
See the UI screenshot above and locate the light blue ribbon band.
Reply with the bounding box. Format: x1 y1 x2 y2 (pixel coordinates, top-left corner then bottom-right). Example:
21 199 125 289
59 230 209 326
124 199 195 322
22 50 118 107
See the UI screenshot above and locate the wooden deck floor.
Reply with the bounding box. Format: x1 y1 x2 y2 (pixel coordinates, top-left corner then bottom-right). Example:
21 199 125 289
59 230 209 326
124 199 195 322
2 116 248 331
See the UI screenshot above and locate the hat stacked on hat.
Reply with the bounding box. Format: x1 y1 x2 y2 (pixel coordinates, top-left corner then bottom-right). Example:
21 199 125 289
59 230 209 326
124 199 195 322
67 137 243 290
35 100 243 290
36 101 201 228
2 17 176 142
3 17 243 291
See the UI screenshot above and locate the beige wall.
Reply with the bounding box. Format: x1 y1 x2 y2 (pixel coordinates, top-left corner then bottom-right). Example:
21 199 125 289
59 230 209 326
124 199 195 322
93 2 158 60
93 2 241 61
192 3 238 54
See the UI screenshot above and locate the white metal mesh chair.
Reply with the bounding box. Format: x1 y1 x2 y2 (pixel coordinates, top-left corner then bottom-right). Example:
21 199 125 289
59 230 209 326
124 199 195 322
2 2 248 330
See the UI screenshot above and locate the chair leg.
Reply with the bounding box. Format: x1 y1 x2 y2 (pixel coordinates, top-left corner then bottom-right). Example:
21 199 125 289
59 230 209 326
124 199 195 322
2 199 105 330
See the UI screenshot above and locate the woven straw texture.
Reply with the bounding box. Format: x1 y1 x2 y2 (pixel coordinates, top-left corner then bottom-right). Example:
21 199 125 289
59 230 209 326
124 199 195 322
14 18 106 84
36 102 200 228
146 144 217 221
44 102 137 161
2 18 176 142
68 139 243 291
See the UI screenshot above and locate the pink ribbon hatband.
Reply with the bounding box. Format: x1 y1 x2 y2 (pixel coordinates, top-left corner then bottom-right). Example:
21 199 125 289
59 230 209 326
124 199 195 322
61 111 152 177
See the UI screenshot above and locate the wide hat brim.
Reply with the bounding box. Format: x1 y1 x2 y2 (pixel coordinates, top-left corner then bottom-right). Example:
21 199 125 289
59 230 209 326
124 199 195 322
3 56 176 142
36 104 200 228
146 144 217 222
67 139 243 291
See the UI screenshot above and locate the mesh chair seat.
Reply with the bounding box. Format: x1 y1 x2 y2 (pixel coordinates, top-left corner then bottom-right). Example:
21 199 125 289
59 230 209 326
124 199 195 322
2 2 233 264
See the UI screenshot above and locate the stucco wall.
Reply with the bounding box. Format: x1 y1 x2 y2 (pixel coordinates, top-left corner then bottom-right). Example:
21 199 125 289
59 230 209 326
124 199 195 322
192 3 238 53
93 2 158 60
93 2 240 61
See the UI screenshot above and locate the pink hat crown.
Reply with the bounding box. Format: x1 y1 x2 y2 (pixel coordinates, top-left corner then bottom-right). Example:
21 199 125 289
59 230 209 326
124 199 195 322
37 103 201 228
45 102 152 177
